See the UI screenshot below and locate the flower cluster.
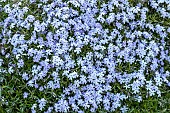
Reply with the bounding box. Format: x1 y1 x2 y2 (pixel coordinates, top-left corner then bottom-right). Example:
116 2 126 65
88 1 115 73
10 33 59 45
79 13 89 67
0 0 170 112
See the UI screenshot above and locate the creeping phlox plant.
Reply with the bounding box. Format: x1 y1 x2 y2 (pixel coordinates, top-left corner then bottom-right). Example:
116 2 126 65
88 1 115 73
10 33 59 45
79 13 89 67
0 0 170 112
